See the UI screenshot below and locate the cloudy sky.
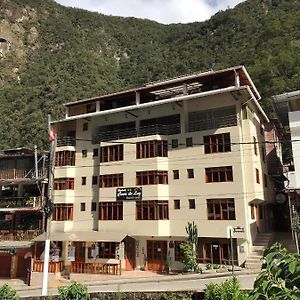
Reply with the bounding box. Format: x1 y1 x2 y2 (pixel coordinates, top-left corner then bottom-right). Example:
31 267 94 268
55 0 245 24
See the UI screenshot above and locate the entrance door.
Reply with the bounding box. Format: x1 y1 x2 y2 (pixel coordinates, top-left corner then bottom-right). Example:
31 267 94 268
212 242 221 264
147 240 167 272
16 256 30 278
0 254 11 277
124 236 136 271
74 242 85 262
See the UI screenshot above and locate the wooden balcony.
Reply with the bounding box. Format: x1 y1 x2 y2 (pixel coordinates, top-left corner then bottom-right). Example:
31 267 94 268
0 197 42 209
0 169 47 180
0 229 42 241
71 261 121 275
33 260 63 273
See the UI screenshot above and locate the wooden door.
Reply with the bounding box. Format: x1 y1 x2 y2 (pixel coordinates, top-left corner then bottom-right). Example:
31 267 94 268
147 240 167 272
124 236 136 271
0 254 11 277
74 242 85 262
16 256 30 278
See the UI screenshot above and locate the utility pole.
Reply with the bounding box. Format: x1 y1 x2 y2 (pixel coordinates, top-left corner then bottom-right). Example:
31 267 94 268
41 114 56 296
230 228 235 277
34 145 38 207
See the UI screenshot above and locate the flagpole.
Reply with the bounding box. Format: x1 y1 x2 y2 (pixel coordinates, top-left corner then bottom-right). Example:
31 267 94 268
42 114 56 296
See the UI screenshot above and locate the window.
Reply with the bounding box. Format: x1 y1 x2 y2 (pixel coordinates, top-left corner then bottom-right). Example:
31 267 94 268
83 122 88 131
136 171 168 185
175 241 183 261
136 201 169 220
173 170 179 180
186 137 193 147
261 146 265 162
82 150 87 158
263 174 267 187
55 151 75 166
256 169 260 184
100 145 123 163
253 137 257 155
100 173 123 188
92 176 98 186
174 199 180 210
136 140 168 159
98 242 117 258
207 199 235 220
53 204 73 221
91 202 97 212
81 177 86 185
204 133 231 154
205 166 233 183
80 203 86 212
187 169 194 179
251 204 255 219
54 178 75 190
93 148 99 157
189 199 196 209
99 202 123 220
171 139 178 149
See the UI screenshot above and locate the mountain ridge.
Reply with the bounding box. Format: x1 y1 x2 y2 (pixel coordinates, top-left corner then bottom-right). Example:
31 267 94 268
0 0 299 149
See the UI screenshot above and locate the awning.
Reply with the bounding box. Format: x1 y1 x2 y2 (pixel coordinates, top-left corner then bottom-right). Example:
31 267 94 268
33 231 127 242
0 240 33 250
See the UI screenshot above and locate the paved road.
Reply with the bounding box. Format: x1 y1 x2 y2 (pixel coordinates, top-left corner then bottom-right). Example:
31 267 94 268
17 274 256 298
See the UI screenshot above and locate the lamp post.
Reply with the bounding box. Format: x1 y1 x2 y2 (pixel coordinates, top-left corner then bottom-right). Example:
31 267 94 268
227 226 235 277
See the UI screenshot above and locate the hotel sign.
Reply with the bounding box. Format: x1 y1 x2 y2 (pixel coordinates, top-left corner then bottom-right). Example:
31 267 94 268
116 187 142 201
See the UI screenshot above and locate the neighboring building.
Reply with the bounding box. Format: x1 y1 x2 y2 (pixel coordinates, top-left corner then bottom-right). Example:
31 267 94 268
0 148 47 279
37 66 275 273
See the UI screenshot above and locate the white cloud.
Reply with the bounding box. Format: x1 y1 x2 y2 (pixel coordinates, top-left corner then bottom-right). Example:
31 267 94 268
55 0 245 24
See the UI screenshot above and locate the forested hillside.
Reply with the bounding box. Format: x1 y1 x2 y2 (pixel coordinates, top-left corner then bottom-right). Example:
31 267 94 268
0 0 299 149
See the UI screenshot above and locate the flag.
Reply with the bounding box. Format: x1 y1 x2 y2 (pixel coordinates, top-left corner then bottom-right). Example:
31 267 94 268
48 127 55 142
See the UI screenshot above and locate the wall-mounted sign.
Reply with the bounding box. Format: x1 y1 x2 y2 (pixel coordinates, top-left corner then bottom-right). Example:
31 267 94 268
116 187 142 200
233 226 245 233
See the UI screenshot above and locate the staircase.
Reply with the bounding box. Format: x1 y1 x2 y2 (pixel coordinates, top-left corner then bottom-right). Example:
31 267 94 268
273 232 297 253
245 232 273 270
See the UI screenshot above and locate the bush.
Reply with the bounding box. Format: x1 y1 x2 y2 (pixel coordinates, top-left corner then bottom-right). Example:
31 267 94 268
0 284 19 300
179 241 202 273
204 278 249 300
58 282 90 300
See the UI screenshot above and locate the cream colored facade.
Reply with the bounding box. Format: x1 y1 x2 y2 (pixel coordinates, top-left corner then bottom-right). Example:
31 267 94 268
50 66 274 271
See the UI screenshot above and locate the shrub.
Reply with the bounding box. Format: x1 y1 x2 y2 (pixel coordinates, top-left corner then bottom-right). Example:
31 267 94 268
58 282 90 300
0 284 19 300
204 282 221 300
179 241 202 273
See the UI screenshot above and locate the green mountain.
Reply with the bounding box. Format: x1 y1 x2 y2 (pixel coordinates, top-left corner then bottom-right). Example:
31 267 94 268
0 0 299 149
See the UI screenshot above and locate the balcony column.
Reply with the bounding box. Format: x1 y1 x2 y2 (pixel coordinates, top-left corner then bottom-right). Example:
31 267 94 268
10 254 18 278
135 91 140 105
65 107 69 119
96 100 100 112
180 100 188 134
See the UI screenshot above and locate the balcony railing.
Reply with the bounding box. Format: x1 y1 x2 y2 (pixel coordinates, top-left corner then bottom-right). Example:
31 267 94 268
33 260 63 273
0 197 42 209
57 136 76 147
0 229 42 241
71 261 121 275
0 169 47 180
92 123 181 143
188 115 237 132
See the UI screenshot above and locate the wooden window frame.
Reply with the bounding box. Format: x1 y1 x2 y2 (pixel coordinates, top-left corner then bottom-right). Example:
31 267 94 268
100 144 123 163
99 202 123 220
53 204 73 221
256 168 260 184
253 137 257 155
136 140 168 159
136 170 168 185
54 178 75 190
99 173 123 188
98 242 117 258
204 133 231 154
205 166 233 183
136 200 169 220
55 151 75 166
207 199 236 220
